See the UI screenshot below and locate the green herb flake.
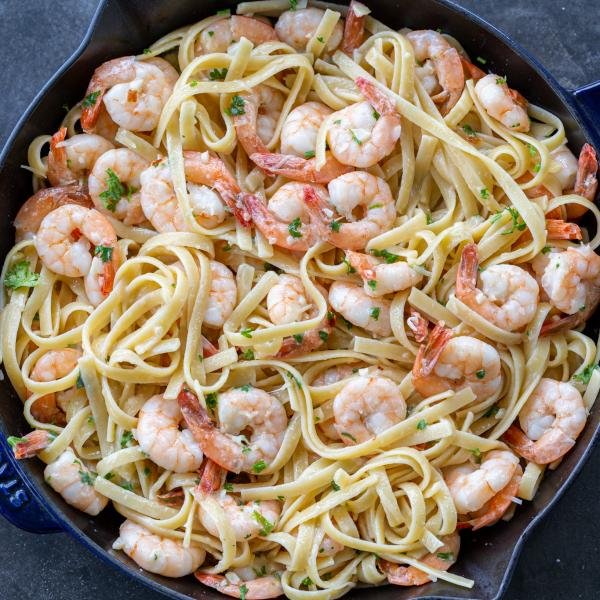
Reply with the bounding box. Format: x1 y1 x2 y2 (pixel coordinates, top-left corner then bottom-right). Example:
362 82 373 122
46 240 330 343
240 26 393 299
253 459 267 474
301 577 313 588
254 566 267 578
143 48 152 55
475 369 486 379
289 0 298 9
216 9 231 16
223 482 234 492
241 348 255 360
416 419 427 431
437 552 454 561
189 79 199 87
239 583 249 600
76 372 85 389
350 130 363 145
4 260 39 289
572 364 599 385
207 30 215 36
331 480 341 491
79 470 96 486
341 431 357 443
239 384 252 392
319 330 329 342
263 262 282 273
496 76 507 85
334 119 341 125
367 279 377 291
252 510 274 535
533 163 541 173
99 168 133 211
541 245 552 254
526 143 537 157
341 316 353 330
209 67 228 81
94 245 113 263
226 94 245 116
143 467 151 477
120 430 134 449
205 392 218 413
341 258 356 274
240 327 254 338
316 36 324 43
277 495 285 501
304 150 316 159
476 56 487 65
462 124 477 137
368 203 383 210
104 471 115 481
241 444 252 455
372 108 380 120
293 333 304 344
471 448 482 464
501 207 527 235
370 307 380 320
82 91 100 108
371 248 400 264
480 187 490 200
330 220 342 233
484 404 500 418
288 217 302 238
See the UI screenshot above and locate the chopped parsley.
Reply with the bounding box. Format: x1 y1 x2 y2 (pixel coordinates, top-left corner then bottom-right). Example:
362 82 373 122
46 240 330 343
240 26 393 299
341 431 357 443
371 248 400 263
94 245 113 263
4 260 39 289
319 330 329 342
501 207 527 235
293 333 304 344
120 430 134 448
240 327 254 338
143 48 152 55
205 392 218 413
476 56 487 65
484 404 500 418
350 130 363 145
239 584 248 600
238 384 252 392
341 315 353 330
189 80 199 87
208 67 228 81
541 245 552 254
526 143 537 157
331 480 340 491
303 150 316 159
436 552 454 561
99 168 135 211
470 448 482 464
223 482 234 492
330 220 342 233
462 124 477 137
368 203 383 210
253 510 274 535
242 444 252 455
241 348 255 360
263 262 282 273
216 9 231 16
370 307 380 320
333 119 341 125
572 364 598 384
82 91 100 108
316 36 324 43
416 419 427 430
79 470 96 486
426 212 434 225
226 95 245 116
533 163 541 173
254 566 267 577
496 76 507 85
301 577 313 588
76 372 85 389
288 217 303 238
289 0 298 10
475 369 486 379
120 481 134 492
480 187 490 200
372 108 380 120
207 30 215 37
342 258 356 274
143 467 151 476
367 279 377 291
253 459 267 473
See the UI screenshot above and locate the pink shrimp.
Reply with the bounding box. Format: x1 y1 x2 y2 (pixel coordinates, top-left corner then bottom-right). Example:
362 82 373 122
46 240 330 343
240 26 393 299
341 1 366 54
195 573 283 599
8 430 53 459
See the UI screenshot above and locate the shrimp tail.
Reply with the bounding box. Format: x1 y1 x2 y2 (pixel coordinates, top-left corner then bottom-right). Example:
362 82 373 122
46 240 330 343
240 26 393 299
407 308 429 343
355 77 397 116
455 242 478 300
342 1 366 54
379 560 431 587
249 152 351 184
574 143 598 202
302 184 334 240
81 90 106 131
9 430 52 459
540 313 582 336
201 336 219 358
345 250 377 281
502 425 574 464
412 321 452 377
460 57 486 81
545 219 582 241
198 458 226 495
195 572 283 599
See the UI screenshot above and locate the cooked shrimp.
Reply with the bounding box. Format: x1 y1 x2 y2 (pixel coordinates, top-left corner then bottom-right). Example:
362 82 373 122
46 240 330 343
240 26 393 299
563 143 598 219
456 243 539 331
196 15 277 54
412 323 502 402
280 102 333 159
328 280 392 337
406 30 465 115
346 250 423 297
114 520 205 577
326 77 401 168
502 378 586 464
135 394 204 473
88 148 148 225
380 532 460 586
196 572 283 599
9 429 53 459
407 308 429 343
474 74 530 132
46 127 114 187
275 8 343 53
14 185 93 242
341 1 366 54
178 387 287 474
305 173 396 250
545 219 582 241
205 260 237 328
333 375 406 444
34 204 120 305
312 364 357 387
268 182 329 226
199 493 281 541
276 309 335 359
444 450 521 529
233 85 284 156
267 274 314 325
81 56 178 133
29 348 81 426
44 447 108 516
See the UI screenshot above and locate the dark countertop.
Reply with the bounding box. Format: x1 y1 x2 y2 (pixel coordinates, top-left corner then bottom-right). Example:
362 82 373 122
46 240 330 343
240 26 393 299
0 1 598 598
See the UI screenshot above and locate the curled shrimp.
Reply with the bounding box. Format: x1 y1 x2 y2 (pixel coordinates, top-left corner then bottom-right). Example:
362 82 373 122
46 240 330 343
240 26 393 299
29 348 81 426
333 375 406 444
326 77 401 168
34 204 120 306
196 15 277 54
14 185 93 242
88 148 148 225
406 30 465 115
328 280 392 337
444 450 522 530
412 323 502 402
346 250 422 297
304 173 396 250
135 394 204 473
195 572 283 599
275 7 343 53
205 260 237 328
46 127 114 187
456 243 539 331
280 101 332 159
502 378 586 464
44 447 108 516
379 532 460 586
474 74 530 132
114 520 205 577
81 56 178 133
233 85 284 156
178 387 287 474
341 1 366 55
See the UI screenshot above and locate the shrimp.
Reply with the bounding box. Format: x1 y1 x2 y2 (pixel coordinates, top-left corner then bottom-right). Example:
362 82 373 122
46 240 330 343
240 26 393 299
267 274 315 325
328 281 392 337
34 204 120 306
444 450 521 529
326 77 401 168
305 173 396 250
44 447 108 516
544 219 582 241
341 1 366 55
195 572 283 599
474 74 530 132
333 375 406 444
88 148 148 225
456 243 539 331
412 323 502 402
14 185 93 242
233 85 284 156
81 56 178 133
196 15 277 54
46 127 114 187
135 394 204 473
9 429 53 459
379 532 460 586
346 250 423 297
275 310 335 359
280 102 333 159
268 182 328 225
198 493 281 542
406 30 465 115
407 308 429 343
275 8 343 53
29 348 81 426
502 378 586 464
114 520 205 577
312 364 357 387
178 387 287 474
205 260 237 328
563 143 598 219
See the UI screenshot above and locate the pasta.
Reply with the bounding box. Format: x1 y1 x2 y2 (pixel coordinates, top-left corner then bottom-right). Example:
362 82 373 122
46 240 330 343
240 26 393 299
2 1 599 597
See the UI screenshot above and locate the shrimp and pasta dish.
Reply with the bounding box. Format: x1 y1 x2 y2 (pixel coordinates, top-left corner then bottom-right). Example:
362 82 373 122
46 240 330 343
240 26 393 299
3 0 600 596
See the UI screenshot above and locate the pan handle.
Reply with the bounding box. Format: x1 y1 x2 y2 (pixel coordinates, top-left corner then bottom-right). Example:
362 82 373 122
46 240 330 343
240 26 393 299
572 80 600 148
0 435 62 533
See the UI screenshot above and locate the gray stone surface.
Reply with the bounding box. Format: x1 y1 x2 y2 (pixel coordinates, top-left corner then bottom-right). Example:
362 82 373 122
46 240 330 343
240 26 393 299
0 1 598 598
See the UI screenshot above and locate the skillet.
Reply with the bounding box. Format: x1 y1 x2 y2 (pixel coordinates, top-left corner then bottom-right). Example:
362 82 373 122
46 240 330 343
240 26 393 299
0 1 599 599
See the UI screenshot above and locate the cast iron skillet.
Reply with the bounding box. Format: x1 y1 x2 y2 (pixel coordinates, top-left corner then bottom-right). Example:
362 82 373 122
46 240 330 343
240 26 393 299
0 1 599 599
